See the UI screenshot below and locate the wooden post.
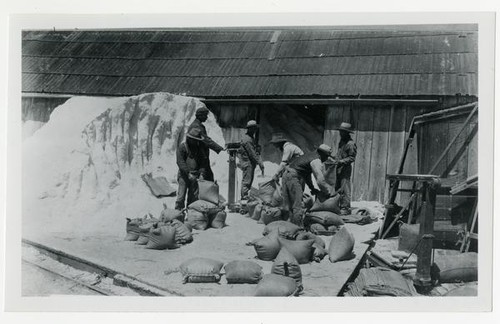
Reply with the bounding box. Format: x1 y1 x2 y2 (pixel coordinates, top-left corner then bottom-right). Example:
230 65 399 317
228 150 237 209
414 179 439 291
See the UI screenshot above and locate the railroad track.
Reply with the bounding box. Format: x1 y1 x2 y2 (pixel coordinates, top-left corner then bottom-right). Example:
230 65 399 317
22 239 177 296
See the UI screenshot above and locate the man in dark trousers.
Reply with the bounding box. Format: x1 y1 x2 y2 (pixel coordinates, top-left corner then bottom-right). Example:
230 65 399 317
333 122 357 215
175 128 206 210
187 107 224 182
282 144 336 227
238 120 265 200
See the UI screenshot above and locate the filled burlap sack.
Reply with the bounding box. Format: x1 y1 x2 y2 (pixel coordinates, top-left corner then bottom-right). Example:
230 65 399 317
309 223 327 234
170 219 193 244
270 183 283 207
296 231 326 249
198 180 220 205
188 200 219 213
432 252 478 283
444 283 478 296
224 260 263 284
210 210 227 229
185 208 209 230
271 247 303 289
278 238 315 264
252 203 263 221
309 194 341 214
260 205 283 225
179 258 224 283
312 242 328 262
125 217 143 241
255 274 298 297
262 221 301 240
304 211 344 227
247 200 260 218
136 222 157 245
160 207 185 223
258 179 278 205
248 231 281 261
145 225 178 250
328 226 355 262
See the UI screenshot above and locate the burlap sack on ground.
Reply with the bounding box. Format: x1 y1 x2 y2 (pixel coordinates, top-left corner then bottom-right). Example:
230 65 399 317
296 231 326 249
135 222 157 245
170 219 193 244
146 225 178 250
432 252 478 283
312 242 328 262
224 260 263 284
258 179 278 205
249 231 281 261
304 211 345 227
328 226 355 262
252 203 263 221
260 205 284 225
278 238 315 264
160 207 185 223
210 210 227 229
179 258 224 283
309 194 341 214
185 208 209 230
262 221 301 239
255 274 298 297
271 247 303 289
125 217 143 241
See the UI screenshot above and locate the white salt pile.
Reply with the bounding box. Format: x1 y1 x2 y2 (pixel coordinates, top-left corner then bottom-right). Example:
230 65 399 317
22 93 226 238
22 120 45 140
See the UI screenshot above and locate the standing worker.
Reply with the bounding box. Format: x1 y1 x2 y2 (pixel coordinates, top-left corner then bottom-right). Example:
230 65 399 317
187 107 224 182
270 133 304 181
238 120 264 200
282 144 336 227
333 122 357 215
175 128 206 210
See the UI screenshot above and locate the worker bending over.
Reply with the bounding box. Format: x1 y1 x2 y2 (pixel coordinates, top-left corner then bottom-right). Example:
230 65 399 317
332 122 357 215
238 120 264 200
269 133 304 182
282 144 336 227
175 128 206 210
187 107 224 182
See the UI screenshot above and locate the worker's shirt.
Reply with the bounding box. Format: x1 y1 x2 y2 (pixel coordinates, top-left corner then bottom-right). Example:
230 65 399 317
336 137 357 177
281 142 304 163
187 119 224 165
238 133 262 167
176 142 206 177
288 152 334 195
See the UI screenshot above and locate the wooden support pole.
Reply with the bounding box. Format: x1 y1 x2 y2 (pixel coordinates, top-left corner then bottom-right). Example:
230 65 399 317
227 150 237 208
414 180 439 292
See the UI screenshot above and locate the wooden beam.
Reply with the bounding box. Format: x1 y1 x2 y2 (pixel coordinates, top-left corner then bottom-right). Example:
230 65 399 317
441 122 479 178
428 105 478 174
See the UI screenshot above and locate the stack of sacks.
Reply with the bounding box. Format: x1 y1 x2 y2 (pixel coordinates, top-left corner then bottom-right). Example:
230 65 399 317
303 191 342 233
247 179 286 225
346 267 419 297
123 206 194 249
185 180 227 230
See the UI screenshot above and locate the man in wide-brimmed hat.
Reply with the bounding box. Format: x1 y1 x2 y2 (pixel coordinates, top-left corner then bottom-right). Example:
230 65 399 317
269 132 304 181
238 120 265 200
175 128 207 210
187 106 224 182
282 144 337 227
332 122 357 215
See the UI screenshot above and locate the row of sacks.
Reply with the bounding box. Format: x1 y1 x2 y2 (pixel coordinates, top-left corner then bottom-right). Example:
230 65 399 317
124 201 227 249
124 213 193 250
247 221 356 264
177 254 302 296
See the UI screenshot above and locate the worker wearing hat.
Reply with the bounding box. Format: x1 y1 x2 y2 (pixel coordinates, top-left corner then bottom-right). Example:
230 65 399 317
282 144 337 227
270 132 304 181
175 128 207 210
186 106 224 182
238 120 265 200
331 122 357 215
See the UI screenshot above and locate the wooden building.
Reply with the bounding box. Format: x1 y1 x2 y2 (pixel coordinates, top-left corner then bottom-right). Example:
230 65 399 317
21 25 478 202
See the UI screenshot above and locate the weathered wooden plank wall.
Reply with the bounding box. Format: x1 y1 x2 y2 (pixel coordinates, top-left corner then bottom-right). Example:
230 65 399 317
22 97 69 122
324 104 439 203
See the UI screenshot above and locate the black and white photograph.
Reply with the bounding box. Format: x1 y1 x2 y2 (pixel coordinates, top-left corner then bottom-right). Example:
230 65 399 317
3 10 495 314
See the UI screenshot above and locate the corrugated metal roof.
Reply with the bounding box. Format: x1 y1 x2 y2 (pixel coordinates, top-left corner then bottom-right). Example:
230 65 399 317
22 27 478 97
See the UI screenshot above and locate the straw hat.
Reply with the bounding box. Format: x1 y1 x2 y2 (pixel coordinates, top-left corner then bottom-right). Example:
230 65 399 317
269 133 288 144
317 144 332 155
246 120 259 128
338 122 354 133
